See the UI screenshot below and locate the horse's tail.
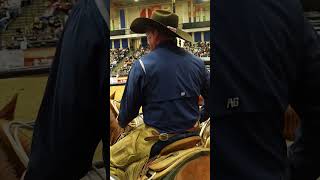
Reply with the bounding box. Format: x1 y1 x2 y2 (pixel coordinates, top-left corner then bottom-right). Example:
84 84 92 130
0 93 18 121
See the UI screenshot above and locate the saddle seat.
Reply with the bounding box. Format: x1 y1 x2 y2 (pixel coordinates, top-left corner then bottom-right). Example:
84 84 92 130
159 136 201 156
137 133 208 180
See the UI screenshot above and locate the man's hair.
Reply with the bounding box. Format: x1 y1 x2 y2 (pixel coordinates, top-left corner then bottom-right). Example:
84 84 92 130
147 25 177 43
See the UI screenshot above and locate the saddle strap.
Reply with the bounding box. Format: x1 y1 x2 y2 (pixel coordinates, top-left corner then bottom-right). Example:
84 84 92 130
159 136 201 156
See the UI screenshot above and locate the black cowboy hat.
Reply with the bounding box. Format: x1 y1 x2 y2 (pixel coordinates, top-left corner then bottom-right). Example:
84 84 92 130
130 10 193 42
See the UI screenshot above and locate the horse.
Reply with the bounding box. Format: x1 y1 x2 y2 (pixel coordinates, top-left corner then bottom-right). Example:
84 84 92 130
0 118 33 179
109 94 211 180
0 138 19 180
0 93 21 180
0 94 106 180
109 92 124 145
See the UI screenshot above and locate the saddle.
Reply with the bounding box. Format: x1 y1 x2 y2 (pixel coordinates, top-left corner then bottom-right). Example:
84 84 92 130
110 99 211 179
140 147 210 180
139 125 209 179
141 120 210 179
200 119 210 148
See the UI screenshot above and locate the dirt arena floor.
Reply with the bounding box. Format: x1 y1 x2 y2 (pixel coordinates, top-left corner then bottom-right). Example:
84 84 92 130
110 85 125 101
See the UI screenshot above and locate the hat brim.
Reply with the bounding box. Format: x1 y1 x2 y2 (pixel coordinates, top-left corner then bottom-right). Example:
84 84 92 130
130 17 193 43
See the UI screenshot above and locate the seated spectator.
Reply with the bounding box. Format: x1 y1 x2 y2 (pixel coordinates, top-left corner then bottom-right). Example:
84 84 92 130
0 8 10 30
32 17 45 33
40 1 56 21
56 2 72 14
53 17 61 28
54 25 63 39
48 16 55 27
4 0 22 18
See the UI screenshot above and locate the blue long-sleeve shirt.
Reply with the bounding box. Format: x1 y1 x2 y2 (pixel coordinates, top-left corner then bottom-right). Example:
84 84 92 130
119 41 209 133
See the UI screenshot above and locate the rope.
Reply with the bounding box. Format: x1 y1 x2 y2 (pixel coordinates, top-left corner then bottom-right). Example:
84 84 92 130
2 121 31 167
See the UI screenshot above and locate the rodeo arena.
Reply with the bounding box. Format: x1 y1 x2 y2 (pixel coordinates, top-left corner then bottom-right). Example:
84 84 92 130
109 0 210 179
0 0 211 179
0 0 319 179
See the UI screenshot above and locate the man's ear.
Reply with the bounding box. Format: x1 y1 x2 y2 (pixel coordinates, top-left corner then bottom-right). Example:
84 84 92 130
154 29 159 35
153 29 161 40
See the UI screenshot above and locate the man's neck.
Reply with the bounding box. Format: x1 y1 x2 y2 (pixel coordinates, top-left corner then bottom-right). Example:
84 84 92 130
157 39 176 46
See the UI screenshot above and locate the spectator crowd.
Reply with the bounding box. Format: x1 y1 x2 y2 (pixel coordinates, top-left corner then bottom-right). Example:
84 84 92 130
1 0 74 50
184 41 210 57
110 42 209 77
110 48 129 71
0 0 28 30
110 46 150 77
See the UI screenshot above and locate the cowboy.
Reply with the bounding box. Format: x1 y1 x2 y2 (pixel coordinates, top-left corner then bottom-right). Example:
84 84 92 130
110 10 210 180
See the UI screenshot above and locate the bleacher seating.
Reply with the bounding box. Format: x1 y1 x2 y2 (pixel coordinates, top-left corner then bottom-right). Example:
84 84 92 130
184 41 210 57
110 46 150 77
110 42 210 77
0 0 73 50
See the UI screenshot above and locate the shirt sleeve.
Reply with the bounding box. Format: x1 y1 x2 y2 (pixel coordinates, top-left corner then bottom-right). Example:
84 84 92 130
200 65 210 122
118 60 145 128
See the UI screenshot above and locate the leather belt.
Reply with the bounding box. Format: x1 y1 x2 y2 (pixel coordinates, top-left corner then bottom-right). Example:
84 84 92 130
144 131 176 141
144 123 200 142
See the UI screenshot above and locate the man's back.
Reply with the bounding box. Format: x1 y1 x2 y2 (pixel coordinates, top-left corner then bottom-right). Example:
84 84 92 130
119 41 209 133
142 42 207 133
213 0 320 179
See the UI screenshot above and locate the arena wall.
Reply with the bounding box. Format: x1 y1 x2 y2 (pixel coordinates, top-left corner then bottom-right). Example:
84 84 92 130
110 1 210 31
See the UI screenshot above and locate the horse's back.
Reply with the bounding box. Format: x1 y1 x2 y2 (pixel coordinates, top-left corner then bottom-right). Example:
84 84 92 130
174 155 210 180
143 147 210 180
